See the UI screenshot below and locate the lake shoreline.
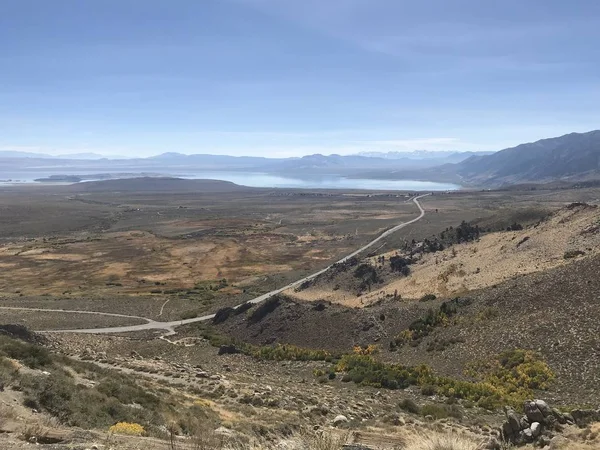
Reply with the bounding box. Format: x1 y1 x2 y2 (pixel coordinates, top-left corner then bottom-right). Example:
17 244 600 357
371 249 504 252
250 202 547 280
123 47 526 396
1 171 463 191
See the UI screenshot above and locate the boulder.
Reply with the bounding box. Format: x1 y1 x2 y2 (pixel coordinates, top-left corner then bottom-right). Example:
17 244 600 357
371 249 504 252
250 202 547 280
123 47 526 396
333 415 349 426
551 408 567 424
507 410 522 434
524 401 545 423
501 422 514 440
534 399 552 418
530 422 541 438
519 416 530 429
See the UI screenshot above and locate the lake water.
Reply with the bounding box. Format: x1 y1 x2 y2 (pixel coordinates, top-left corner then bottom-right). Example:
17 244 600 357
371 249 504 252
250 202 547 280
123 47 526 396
177 172 461 191
0 170 461 191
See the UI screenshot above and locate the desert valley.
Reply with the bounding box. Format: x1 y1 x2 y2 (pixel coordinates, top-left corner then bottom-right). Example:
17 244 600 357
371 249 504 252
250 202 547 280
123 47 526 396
0 134 599 450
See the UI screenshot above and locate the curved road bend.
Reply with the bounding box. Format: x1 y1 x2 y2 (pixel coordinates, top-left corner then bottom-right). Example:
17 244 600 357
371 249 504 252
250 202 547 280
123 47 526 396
28 193 430 335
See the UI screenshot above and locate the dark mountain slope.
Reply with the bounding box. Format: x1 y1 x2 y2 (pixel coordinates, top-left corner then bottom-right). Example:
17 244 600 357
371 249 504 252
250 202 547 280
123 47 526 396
457 130 600 186
388 253 600 405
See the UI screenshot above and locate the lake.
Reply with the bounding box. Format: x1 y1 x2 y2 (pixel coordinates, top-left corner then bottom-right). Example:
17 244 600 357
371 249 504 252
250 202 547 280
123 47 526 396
0 170 461 191
177 172 461 191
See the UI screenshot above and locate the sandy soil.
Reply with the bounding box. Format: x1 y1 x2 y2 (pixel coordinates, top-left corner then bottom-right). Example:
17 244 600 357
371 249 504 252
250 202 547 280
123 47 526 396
0 229 344 296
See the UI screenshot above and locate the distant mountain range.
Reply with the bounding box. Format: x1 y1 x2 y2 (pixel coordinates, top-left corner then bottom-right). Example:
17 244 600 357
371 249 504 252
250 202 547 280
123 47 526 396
356 150 494 162
0 151 124 160
1 131 599 187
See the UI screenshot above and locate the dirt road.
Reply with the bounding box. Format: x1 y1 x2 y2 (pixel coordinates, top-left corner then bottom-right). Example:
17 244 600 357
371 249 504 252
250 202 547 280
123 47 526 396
10 194 429 335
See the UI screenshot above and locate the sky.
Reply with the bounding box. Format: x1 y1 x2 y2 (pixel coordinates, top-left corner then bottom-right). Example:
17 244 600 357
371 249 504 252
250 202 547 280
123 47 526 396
1 0 599 158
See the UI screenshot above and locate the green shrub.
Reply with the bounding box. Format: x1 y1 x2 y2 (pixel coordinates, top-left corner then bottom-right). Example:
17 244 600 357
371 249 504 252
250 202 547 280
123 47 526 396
0 339 52 369
0 335 224 432
420 384 437 396
421 403 463 420
336 349 554 411
335 354 432 390
398 398 420 414
564 250 585 259
245 343 334 362
393 298 470 346
180 310 199 320
390 256 411 274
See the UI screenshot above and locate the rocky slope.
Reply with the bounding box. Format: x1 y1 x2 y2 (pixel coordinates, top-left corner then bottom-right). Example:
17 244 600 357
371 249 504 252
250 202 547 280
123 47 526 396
288 202 600 304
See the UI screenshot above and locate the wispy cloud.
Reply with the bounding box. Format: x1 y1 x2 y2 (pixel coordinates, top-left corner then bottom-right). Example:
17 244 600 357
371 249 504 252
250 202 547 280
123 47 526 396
237 0 590 75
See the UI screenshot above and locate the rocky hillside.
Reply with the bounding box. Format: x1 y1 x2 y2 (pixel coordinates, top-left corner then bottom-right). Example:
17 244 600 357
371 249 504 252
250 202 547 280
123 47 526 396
288 202 600 304
212 253 600 406
386 253 600 406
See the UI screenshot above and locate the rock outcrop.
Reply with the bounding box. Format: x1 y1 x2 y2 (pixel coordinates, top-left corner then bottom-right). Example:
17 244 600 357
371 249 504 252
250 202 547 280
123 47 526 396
499 399 600 446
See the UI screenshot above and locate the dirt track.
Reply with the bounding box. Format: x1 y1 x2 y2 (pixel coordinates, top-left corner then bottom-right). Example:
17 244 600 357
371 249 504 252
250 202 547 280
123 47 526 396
12 195 429 336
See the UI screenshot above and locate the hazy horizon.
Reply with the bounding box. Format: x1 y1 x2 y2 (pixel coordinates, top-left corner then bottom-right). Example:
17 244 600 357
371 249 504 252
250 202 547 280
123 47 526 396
2 0 600 158
0 147 496 160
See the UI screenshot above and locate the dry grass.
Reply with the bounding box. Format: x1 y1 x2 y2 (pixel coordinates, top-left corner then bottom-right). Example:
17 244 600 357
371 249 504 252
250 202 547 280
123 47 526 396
289 203 600 304
101 429 486 450
385 204 600 300
402 429 484 450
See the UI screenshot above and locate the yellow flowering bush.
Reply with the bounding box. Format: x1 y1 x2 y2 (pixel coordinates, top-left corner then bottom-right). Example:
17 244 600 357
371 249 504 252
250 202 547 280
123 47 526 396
352 344 380 355
334 349 554 410
109 422 145 436
247 343 333 361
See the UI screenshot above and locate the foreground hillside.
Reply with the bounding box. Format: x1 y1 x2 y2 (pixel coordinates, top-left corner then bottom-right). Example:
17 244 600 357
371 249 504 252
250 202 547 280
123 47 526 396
2 318 600 449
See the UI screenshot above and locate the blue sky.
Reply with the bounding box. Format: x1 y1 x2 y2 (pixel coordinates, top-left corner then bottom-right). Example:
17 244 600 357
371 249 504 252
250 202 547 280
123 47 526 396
1 0 599 157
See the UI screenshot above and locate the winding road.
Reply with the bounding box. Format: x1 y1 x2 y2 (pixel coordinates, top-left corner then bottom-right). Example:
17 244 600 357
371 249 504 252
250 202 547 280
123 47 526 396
5 194 429 336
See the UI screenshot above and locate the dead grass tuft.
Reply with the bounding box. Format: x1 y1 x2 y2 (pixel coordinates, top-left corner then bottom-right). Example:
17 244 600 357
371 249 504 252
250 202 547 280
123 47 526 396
403 429 484 450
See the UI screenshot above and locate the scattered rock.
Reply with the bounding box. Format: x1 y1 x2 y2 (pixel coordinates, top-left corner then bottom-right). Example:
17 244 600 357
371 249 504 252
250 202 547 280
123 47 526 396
534 400 552 418
530 422 541 438
501 399 598 447
214 426 234 436
333 415 349 426
524 401 545 423
522 427 533 442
